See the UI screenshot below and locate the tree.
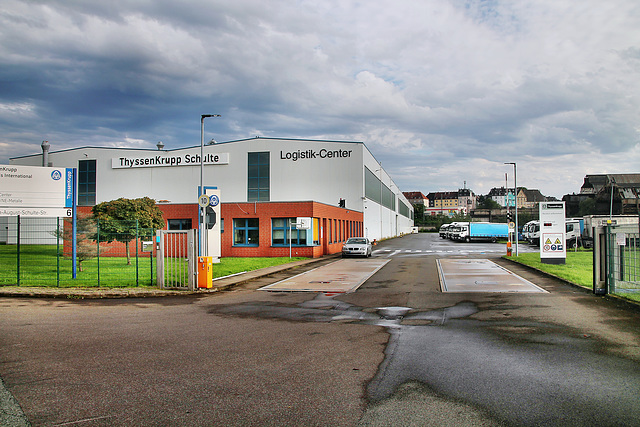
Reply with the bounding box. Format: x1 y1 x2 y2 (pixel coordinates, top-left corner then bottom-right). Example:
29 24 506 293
92 197 165 265
477 195 501 210
578 198 596 216
52 211 105 272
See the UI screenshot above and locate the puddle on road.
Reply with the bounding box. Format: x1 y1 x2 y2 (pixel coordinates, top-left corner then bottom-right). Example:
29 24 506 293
207 293 479 400
209 293 640 425
206 292 640 425
209 292 478 330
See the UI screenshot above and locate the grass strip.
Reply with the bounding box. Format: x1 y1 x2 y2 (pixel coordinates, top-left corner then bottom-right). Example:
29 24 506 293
506 251 640 303
0 245 306 288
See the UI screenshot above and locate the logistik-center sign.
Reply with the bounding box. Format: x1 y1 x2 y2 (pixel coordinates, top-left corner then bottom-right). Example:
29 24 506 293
279 149 353 161
112 153 229 169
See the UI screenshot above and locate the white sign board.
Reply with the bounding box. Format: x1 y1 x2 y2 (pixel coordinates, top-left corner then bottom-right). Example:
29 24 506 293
539 202 566 264
296 217 312 230
204 187 221 261
0 164 74 209
112 153 229 169
0 207 73 217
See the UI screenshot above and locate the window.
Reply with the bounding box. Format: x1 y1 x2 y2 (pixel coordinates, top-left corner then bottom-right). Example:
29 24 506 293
272 218 307 246
78 159 96 206
234 218 259 246
248 152 270 202
168 219 192 230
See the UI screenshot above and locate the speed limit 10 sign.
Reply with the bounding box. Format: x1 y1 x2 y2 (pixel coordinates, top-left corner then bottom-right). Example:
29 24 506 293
198 194 210 207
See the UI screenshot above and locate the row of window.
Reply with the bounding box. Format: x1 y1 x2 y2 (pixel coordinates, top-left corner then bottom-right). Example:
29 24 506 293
234 217 359 247
168 217 362 247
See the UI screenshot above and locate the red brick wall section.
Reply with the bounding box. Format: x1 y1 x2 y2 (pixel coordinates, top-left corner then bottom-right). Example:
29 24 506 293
73 202 361 258
221 201 363 258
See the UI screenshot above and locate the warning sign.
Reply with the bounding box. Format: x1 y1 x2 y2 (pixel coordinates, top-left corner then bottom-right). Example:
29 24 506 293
542 233 564 252
539 201 566 263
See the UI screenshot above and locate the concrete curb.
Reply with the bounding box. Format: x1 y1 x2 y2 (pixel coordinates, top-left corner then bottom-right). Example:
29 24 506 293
0 254 341 299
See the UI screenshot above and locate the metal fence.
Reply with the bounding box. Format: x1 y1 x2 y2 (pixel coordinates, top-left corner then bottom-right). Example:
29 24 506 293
605 224 640 295
0 216 156 287
156 229 196 290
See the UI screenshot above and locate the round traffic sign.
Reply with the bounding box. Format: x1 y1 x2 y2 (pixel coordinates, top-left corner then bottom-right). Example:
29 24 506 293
198 194 210 207
209 194 220 207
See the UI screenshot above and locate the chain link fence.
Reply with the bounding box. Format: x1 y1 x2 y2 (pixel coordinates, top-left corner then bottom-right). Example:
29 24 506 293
0 216 156 287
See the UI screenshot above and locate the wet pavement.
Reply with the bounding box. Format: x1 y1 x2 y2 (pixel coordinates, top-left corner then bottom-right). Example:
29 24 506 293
2 233 640 426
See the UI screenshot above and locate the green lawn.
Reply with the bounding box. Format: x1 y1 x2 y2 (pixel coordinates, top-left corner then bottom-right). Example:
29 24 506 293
0 245 306 288
507 251 640 303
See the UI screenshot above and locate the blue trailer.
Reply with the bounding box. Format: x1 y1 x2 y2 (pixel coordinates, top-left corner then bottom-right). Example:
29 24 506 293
456 222 508 243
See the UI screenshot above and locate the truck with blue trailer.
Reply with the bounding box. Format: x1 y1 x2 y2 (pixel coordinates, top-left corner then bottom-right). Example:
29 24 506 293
452 222 509 243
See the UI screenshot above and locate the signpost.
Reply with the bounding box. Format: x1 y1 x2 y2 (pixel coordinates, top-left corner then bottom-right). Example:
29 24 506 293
0 165 74 209
288 217 311 259
204 187 221 262
1 164 77 275
539 201 566 264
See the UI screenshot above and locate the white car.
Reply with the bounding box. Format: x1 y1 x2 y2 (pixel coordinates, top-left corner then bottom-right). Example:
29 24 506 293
342 237 373 258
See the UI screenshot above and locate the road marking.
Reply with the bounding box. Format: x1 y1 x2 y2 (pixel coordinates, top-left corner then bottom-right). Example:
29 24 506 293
258 258 390 293
437 258 547 293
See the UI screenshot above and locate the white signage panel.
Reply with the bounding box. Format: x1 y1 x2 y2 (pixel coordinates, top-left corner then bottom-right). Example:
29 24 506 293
204 187 221 260
112 153 229 169
0 164 73 208
539 202 566 264
0 207 73 217
296 217 312 230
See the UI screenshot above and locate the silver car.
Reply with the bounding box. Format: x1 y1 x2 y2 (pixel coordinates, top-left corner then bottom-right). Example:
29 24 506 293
342 237 372 258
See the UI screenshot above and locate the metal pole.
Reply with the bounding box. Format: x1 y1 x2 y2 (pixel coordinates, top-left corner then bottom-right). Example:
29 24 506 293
514 163 518 257
200 114 221 257
504 162 518 256
17 215 20 286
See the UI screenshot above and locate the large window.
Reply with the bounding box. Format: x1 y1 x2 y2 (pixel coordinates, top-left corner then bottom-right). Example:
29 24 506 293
234 218 259 246
248 152 270 202
168 219 192 230
272 218 307 246
78 159 96 206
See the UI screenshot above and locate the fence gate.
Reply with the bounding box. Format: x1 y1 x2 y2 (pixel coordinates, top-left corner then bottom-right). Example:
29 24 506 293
156 229 197 290
594 221 640 295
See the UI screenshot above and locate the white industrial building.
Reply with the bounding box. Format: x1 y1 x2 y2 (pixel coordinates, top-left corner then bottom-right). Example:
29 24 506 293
9 137 414 257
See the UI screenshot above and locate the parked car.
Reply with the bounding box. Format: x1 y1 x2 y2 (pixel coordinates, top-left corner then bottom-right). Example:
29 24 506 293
342 237 372 258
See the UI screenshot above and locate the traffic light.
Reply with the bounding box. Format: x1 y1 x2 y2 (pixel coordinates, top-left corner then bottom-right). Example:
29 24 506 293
506 211 512 223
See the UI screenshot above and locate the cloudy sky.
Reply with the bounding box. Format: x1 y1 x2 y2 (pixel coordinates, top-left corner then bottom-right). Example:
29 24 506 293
1 0 639 198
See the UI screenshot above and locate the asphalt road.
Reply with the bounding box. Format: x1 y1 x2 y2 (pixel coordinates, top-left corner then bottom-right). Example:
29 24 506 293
1 233 640 426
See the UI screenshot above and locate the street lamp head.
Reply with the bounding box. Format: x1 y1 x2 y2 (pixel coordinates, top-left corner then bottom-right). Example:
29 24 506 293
201 114 221 119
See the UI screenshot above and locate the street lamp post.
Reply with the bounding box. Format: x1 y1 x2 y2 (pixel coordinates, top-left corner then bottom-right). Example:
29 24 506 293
504 162 518 256
200 114 221 256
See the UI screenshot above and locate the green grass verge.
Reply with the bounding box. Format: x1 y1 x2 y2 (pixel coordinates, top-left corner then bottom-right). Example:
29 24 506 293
506 251 640 303
0 245 306 288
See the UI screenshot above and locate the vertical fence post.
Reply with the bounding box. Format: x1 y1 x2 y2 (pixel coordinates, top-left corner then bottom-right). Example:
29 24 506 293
97 218 100 288
136 218 140 287
150 228 154 286
16 215 20 286
156 230 164 288
57 217 60 287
